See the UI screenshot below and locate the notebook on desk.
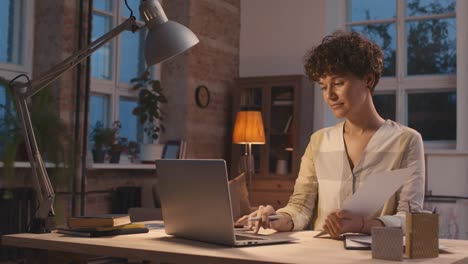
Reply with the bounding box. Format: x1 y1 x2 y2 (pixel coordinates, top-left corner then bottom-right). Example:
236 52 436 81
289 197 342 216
155 159 293 246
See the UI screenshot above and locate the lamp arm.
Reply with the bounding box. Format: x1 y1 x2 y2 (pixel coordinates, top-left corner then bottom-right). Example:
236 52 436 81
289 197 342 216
23 17 139 99
9 17 139 232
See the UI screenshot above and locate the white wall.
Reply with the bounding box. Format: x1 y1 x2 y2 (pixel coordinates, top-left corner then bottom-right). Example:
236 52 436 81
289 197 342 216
239 0 326 77
426 152 468 197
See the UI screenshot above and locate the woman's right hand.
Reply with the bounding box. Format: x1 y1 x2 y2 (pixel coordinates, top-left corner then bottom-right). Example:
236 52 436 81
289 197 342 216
234 205 293 234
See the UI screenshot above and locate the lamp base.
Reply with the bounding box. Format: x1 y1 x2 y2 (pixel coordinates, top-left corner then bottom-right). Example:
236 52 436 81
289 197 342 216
28 217 53 234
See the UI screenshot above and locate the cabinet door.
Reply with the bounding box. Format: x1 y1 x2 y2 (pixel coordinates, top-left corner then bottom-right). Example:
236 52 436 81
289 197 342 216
267 85 294 177
233 75 313 181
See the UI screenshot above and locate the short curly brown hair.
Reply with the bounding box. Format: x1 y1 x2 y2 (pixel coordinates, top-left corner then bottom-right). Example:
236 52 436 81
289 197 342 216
304 31 383 94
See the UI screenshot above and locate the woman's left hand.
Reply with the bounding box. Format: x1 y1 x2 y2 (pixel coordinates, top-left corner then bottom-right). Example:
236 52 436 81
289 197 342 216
323 210 365 238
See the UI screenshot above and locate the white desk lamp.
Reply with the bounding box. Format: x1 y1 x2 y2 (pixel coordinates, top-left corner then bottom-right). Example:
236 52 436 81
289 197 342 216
8 0 198 233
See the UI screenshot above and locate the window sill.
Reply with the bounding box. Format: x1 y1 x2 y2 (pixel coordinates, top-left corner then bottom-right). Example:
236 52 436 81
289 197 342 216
425 149 468 156
0 161 63 168
0 161 155 170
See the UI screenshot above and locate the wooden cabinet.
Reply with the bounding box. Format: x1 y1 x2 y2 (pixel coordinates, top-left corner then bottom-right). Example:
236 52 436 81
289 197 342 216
231 75 314 206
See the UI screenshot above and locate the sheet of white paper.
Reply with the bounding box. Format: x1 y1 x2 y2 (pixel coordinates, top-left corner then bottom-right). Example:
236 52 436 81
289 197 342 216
342 167 416 217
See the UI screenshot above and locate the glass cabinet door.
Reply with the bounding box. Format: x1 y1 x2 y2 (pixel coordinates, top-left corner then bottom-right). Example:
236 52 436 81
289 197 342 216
268 86 294 176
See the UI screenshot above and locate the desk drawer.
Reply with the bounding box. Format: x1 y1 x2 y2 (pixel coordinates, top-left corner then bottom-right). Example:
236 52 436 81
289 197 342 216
251 179 295 191
250 191 292 208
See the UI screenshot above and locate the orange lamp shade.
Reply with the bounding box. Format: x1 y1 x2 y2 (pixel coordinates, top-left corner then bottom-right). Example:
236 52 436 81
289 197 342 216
232 111 266 144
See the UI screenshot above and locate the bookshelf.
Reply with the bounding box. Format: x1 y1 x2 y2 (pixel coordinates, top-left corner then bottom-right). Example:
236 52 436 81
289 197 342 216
231 75 314 207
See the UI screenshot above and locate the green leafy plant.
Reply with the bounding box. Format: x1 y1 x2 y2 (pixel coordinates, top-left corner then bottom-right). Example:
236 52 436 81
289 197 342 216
0 77 72 185
130 70 167 141
90 121 120 151
90 120 132 163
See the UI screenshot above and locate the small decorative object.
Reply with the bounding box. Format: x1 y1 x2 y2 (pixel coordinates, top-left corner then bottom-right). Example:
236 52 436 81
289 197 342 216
162 140 182 159
371 227 403 261
405 211 439 258
195 85 210 108
273 140 290 175
276 159 288 175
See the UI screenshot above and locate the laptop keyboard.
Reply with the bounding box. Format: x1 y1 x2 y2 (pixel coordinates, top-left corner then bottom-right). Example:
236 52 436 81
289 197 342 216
235 234 267 241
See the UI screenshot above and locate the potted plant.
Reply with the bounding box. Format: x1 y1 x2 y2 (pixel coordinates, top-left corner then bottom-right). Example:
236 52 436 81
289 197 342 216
130 70 167 162
90 120 124 163
124 140 140 163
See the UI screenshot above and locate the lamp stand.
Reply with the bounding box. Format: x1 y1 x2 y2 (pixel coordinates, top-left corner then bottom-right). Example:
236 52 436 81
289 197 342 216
9 17 139 233
242 143 254 194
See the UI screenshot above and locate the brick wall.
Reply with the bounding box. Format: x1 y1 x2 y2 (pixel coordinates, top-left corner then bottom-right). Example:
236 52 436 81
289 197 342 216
162 0 240 162
2 0 240 225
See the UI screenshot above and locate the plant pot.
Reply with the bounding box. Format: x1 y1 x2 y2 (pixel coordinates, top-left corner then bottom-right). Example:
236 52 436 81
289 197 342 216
109 151 121 163
92 148 106 163
140 144 164 163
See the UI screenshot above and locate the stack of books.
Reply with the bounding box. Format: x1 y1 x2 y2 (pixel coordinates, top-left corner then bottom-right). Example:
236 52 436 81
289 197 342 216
57 214 149 237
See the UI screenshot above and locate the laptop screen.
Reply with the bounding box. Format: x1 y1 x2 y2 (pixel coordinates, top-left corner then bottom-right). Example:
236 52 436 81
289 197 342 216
155 159 237 245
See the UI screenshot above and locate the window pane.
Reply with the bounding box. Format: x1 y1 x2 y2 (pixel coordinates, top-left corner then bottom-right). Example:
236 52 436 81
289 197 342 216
351 23 396 76
0 85 6 120
348 0 396 22
0 0 23 64
406 0 455 17
91 14 113 80
0 81 15 121
119 30 146 83
0 84 6 158
373 93 396 121
122 0 143 20
93 0 113 12
406 18 456 75
118 97 141 143
0 82 16 159
408 91 456 140
89 94 110 146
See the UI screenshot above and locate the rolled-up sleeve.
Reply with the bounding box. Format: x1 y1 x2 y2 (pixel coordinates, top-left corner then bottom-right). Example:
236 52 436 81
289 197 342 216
277 134 319 230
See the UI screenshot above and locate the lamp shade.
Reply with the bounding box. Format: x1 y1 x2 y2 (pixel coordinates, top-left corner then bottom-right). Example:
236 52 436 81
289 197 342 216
140 0 199 66
233 111 266 144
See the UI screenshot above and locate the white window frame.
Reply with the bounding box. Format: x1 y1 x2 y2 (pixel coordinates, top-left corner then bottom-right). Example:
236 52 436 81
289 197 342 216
0 0 34 80
90 2 160 133
344 0 457 149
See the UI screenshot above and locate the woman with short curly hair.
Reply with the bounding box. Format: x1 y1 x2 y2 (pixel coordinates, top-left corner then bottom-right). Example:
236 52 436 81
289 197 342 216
237 31 425 238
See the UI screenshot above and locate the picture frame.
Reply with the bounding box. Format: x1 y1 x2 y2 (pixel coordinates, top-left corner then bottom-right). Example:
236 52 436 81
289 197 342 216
162 140 181 159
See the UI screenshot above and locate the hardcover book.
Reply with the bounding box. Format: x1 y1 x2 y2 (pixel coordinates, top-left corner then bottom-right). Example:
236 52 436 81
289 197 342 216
56 226 149 237
67 214 131 229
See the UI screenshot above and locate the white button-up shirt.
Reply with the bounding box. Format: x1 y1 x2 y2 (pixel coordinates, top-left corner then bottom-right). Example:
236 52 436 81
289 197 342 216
277 120 425 231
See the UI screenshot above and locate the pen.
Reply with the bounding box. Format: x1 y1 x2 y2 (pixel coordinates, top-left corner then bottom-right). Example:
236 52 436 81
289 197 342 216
313 230 328 238
248 214 284 222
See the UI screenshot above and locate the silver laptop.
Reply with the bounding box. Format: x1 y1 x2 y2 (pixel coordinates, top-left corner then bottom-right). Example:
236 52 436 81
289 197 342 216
155 159 293 246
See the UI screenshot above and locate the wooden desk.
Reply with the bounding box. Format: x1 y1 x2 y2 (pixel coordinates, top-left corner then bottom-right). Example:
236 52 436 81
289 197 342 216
2 226 468 264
